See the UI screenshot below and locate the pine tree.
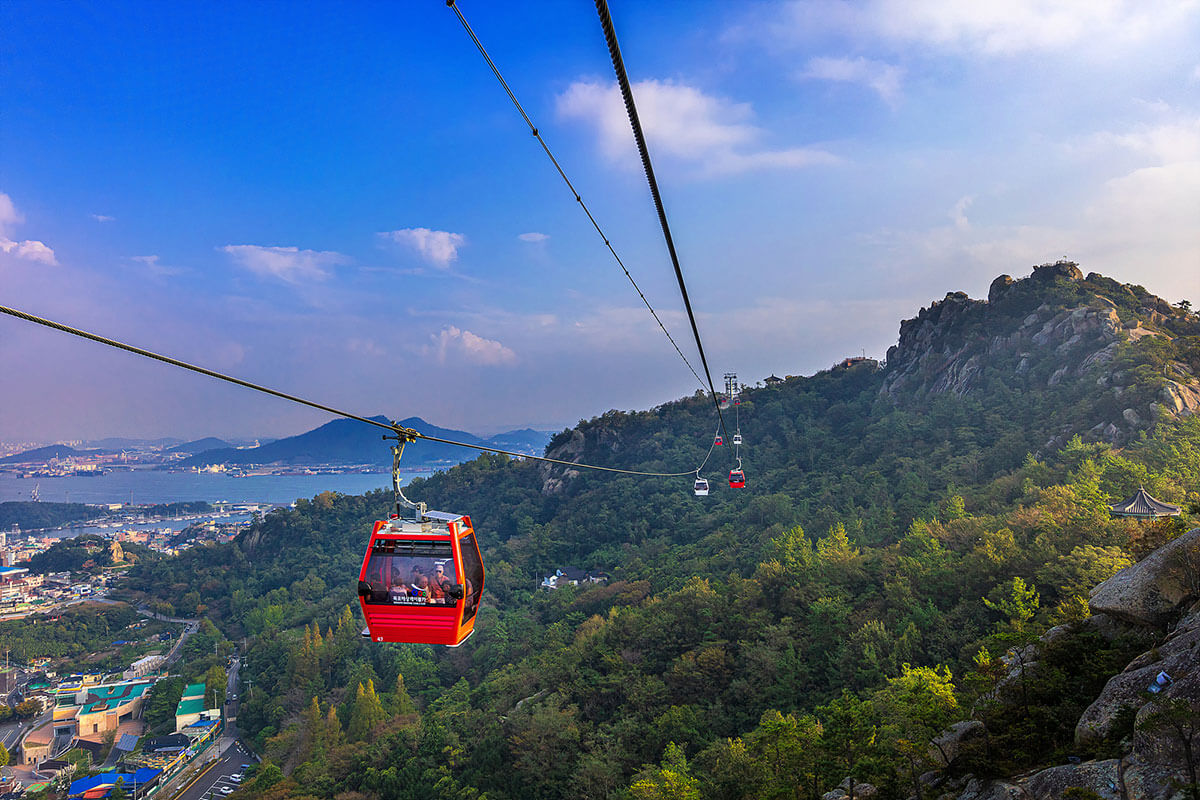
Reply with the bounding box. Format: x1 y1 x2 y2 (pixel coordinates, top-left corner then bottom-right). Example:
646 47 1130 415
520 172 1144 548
301 696 324 759
393 673 416 716
325 705 344 749
347 679 387 740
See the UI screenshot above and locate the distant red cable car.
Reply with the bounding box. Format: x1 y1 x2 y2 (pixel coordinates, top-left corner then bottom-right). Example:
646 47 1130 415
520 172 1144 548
715 434 723 446
357 510 485 646
729 468 745 488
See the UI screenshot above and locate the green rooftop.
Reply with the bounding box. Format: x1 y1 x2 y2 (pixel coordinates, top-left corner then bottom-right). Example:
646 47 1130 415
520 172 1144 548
182 683 206 699
69 682 153 715
176 697 205 716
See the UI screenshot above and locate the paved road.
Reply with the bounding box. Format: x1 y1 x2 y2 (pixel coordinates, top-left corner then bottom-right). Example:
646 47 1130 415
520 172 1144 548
175 739 257 800
0 706 51 750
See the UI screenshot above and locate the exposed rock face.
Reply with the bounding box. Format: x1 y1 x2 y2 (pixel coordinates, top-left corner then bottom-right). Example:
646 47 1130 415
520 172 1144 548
1078 603 1200 741
881 265 1200 446
930 720 986 768
540 429 587 494
948 532 1200 800
1158 379 1200 417
884 287 1123 402
988 274 1015 304
820 778 877 800
1088 528 1200 627
1021 760 1122 799
954 777 1024 799
1031 260 1084 282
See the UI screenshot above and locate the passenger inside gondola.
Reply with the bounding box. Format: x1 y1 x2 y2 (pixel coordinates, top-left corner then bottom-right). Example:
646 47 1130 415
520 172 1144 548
410 565 429 598
430 562 450 601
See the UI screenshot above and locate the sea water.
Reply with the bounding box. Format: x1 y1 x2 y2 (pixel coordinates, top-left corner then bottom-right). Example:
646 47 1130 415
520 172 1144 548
0 469 413 506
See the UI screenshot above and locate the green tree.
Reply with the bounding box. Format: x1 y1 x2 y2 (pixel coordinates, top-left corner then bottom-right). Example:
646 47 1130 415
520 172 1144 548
393 672 417 716
109 777 127 800
346 679 386 741
983 576 1040 633
14 699 41 718
874 664 958 800
0 742 9 767
744 709 822 800
253 762 283 791
817 691 878 800
630 742 702 800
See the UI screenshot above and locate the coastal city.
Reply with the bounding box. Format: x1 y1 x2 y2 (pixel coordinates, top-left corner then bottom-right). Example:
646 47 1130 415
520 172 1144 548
0 520 257 799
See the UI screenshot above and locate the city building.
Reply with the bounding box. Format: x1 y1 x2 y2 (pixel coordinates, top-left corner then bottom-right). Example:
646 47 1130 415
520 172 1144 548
540 567 609 591
174 682 219 732
18 725 53 767
52 680 153 738
123 654 165 680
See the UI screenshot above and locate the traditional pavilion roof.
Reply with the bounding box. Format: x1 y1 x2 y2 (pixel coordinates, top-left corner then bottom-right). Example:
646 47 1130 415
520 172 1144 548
1109 487 1182 518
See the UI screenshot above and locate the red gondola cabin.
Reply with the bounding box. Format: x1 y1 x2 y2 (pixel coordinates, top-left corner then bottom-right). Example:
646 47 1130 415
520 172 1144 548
357 510 485 646
728 469 745 488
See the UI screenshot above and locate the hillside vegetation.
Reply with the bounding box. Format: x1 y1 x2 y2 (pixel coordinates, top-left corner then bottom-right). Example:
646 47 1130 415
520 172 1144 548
121 265 1200 800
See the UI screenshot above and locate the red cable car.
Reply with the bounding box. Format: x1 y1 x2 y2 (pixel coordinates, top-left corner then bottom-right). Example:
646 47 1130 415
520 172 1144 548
714 434 723 446
357 510 485 646
729 468 746 488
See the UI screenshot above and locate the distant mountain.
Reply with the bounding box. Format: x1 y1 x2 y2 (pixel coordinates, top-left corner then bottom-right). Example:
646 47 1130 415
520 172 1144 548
0 444 106 464
177 416 517 469
166 437 232 455
482 428 555 456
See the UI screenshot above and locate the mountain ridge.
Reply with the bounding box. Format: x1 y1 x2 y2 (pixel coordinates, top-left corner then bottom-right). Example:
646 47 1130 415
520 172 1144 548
177 416 554 468
120 263 1200 800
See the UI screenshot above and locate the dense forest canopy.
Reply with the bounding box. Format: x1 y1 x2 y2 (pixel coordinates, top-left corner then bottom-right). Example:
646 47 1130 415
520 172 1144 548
116 267 1200 800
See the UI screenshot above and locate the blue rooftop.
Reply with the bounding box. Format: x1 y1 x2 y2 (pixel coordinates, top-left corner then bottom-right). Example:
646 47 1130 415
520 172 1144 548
68 767 160 797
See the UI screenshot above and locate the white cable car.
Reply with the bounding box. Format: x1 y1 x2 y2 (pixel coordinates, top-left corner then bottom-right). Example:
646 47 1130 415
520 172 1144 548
733 433 743 446
693 477 709 496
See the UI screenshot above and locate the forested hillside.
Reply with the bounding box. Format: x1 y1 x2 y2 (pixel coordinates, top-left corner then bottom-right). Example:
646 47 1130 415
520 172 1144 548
120 265 1200 800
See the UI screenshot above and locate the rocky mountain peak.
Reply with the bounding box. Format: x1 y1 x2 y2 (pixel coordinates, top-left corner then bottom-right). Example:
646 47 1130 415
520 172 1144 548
882 263 1200 446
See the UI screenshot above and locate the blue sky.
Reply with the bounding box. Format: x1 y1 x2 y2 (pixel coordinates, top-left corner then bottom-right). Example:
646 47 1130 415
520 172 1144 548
2 1 1198 442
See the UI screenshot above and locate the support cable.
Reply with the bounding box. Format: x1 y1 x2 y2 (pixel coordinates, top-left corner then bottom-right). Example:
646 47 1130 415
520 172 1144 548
592 0 729 442
0 304 702 478
444 0 705 392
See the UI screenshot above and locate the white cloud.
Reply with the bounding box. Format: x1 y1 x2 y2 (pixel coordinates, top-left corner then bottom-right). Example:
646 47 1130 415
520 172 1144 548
518 232 549 243
0 193 25 232
220 244 348 283
426 326 517 366
799 56 904 106
780 0 1198 56
557 79 838 176
951 196 974 230
1081 161 1200 284
132 254 185 277
0 192 56 266
90 214 116 222
0 238 57 265
1081 117 1200 164
379 228 465 268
